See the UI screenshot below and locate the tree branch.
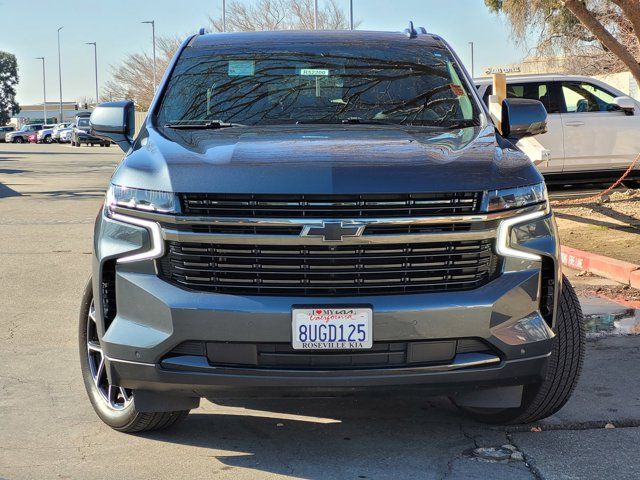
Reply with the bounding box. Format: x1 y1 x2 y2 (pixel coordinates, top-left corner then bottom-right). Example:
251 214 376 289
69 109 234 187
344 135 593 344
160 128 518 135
562 0 640 85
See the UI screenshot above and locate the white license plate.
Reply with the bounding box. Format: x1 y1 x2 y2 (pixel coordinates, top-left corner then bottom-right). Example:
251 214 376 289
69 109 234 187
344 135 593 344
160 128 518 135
291 308 373 350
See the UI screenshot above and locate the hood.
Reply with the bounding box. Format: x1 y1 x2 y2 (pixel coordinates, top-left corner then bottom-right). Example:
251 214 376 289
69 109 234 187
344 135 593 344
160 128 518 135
111 123 542 194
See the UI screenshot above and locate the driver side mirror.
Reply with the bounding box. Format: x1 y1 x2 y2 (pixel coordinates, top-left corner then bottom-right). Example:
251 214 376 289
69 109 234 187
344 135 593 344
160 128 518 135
612 96 635 115
90 101 135 152
501 98 547 140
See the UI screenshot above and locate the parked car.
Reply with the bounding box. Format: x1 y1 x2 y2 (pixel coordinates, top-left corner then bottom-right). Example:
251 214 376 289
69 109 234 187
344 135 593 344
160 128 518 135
51 122 72 142
81 28 585 433
0 125 15 142
36 124 59 144
475 75 640 186
71 117 110 147
59 127 74 143
5 124 43 143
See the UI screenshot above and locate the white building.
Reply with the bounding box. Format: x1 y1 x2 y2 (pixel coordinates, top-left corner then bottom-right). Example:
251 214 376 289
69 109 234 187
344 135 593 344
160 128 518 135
11 102 92 127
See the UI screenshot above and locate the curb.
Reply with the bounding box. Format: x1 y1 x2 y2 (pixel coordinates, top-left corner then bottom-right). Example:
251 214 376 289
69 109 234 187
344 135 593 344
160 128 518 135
560 245 640 288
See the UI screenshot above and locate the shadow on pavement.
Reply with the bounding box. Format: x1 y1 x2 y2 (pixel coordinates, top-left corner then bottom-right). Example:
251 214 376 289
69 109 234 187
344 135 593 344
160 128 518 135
0 183 22 198
554 211 639 234
0 148 118 156
140 395 493 479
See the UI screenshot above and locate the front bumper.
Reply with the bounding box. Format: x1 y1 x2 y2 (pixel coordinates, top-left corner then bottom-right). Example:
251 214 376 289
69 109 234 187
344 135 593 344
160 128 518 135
92 208 561 396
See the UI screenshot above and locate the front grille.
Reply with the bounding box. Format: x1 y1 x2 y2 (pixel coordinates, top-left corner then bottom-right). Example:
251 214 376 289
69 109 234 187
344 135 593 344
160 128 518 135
180 192 482 218
157 239 499 296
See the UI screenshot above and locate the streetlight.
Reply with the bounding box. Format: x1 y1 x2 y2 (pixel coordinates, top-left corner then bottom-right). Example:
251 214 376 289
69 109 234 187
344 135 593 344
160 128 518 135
222 0 227 32
57 26 63 122
86 42 98 106
469 41 475 78
349 0 354 30
314 0 318 29
36 57 47 124
142 20 157 91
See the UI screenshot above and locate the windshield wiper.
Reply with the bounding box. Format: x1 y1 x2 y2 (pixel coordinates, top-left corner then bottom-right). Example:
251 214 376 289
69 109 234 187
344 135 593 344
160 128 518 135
164 120 242 129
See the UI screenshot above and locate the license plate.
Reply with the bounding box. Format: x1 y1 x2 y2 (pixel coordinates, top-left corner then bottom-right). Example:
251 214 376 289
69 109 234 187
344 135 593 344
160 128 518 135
291 308 373 350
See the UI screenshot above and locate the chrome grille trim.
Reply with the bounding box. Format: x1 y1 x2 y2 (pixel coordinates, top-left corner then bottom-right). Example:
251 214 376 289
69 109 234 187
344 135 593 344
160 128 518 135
161 229 497 245
111 203 546 228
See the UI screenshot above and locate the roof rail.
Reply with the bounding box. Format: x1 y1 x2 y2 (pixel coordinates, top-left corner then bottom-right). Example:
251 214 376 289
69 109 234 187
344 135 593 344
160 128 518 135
404 21 427 38
199 27 206 35
404 21 418 39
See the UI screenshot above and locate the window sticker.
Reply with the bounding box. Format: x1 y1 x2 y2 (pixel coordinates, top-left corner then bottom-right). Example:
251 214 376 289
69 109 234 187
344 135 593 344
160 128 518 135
228 60 255 76
300 68 330 76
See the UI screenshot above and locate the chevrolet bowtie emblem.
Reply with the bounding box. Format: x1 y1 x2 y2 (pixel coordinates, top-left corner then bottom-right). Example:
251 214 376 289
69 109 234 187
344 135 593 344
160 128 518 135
301 222 365 241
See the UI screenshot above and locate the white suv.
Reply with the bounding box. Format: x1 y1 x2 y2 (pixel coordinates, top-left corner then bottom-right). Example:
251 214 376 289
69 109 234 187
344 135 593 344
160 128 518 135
476 74 640 185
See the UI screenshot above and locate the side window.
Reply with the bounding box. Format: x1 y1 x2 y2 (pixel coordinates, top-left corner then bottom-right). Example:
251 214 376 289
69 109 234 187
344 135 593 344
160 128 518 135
561 82 617 113
481 82 557 113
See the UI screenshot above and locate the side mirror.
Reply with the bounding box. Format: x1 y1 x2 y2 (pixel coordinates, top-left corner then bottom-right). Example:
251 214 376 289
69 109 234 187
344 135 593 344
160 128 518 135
612 96 635 115
90 101 135 152
501 98 547 140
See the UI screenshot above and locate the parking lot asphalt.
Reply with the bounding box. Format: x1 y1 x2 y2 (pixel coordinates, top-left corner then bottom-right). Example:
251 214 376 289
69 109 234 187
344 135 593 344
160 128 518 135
1 144 639 480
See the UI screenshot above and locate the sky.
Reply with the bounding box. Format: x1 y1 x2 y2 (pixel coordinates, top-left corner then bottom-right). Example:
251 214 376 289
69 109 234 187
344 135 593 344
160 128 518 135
0 0 529 105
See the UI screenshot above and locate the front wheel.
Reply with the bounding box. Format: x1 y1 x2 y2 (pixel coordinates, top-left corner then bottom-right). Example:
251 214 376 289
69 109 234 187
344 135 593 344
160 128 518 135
456 275 585 424
79 279 190 432
14 137 24 144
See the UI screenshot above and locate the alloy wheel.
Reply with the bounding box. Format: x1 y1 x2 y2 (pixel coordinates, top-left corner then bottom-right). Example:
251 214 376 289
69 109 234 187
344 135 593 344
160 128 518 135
86 301 133 410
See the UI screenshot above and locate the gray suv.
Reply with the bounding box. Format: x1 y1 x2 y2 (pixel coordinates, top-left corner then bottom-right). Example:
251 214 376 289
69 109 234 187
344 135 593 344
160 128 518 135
80 28 585 433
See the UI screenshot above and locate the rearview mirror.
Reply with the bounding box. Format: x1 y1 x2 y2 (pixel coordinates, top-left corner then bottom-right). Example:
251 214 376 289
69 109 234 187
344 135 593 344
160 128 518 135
90 101 135 152
612 96 635 115
501 98 547 140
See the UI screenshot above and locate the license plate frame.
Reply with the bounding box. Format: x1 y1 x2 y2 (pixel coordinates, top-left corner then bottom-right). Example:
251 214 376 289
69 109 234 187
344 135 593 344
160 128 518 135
291 307 373 350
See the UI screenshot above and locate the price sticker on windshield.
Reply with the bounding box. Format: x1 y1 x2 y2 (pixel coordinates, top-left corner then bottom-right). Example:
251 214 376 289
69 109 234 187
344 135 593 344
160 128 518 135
300 68 330 76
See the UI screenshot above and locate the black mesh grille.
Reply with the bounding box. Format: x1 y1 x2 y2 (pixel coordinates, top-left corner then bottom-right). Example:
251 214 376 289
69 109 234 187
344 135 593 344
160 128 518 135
179 192 482 218
162 338 497 370
157 239 499 296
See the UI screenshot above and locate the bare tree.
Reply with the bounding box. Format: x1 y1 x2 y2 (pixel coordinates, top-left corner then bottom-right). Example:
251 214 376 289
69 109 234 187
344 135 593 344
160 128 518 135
102 36 182 110
485 0 640 83
209 0 357 32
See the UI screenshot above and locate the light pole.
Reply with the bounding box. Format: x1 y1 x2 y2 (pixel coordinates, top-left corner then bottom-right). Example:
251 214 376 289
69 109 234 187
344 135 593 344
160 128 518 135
57 26 63 122
349 0 354 30
86 42 98 106
36 57 47 124
222 0 227 32
142 20 157 91
469 41 475 78
314 0 318 29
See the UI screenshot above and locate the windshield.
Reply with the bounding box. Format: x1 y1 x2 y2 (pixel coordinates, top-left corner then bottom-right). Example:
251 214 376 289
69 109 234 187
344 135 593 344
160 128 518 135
77 118 90 127
156 41 480 127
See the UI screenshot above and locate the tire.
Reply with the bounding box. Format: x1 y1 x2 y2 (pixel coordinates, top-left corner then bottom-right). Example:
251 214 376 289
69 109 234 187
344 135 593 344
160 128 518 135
79 278 190 433
456 275 585 424
75 140 81 147
44 135 52 144
15 137 24 144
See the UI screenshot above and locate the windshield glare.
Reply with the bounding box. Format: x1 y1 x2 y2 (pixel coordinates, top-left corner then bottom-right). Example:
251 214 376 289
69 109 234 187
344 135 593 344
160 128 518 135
157 42 479 127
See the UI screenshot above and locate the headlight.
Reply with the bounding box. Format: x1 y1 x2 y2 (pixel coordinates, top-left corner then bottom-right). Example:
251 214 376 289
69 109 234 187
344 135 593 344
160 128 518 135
106 184 179 214
482 183 547 212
